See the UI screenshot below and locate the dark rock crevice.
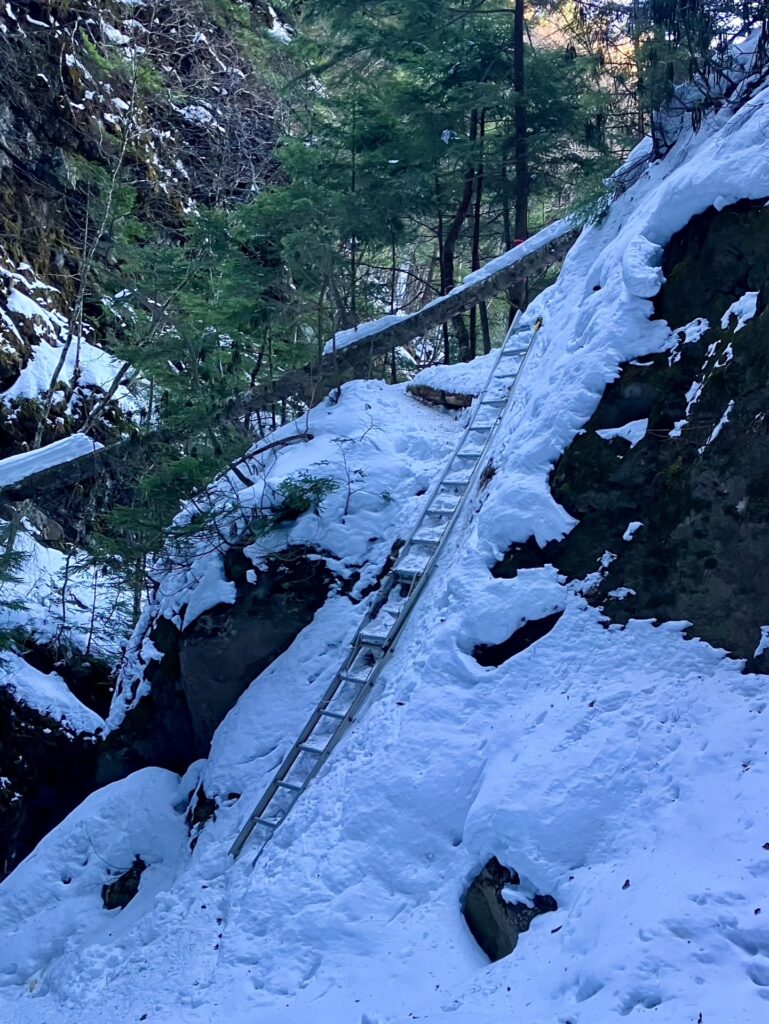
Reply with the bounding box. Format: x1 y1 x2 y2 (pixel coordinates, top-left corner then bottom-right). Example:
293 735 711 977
0 686 98 880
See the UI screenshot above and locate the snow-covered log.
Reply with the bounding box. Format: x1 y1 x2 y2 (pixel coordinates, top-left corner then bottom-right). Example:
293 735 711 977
227 219 578 418
0 435 103 491
0 436 147 502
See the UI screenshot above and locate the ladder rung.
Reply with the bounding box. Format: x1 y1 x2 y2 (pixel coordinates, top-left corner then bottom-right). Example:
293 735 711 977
412 535 440 546
395 567 421 582
496 373 519 380
341 673 372 686
298 743 326 756
454 451 479 459
277 781 303 792
425 507 452 517
360 633 388 647
481 399 505 407
253 817 280 830
319 708 347 721
467 425 492 432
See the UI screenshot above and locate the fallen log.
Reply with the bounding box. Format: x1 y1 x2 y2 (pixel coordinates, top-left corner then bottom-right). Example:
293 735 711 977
0 435 153 502
227 219 578 419
2 220 577 500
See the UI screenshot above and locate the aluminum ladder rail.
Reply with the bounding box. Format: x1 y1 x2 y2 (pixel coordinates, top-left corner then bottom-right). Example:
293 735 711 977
229 314 538 860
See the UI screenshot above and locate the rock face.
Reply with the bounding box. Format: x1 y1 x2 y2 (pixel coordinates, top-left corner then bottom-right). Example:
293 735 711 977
463 857 558 962
99 547 333 783
495 199 769 669
0 0 279 451
0 686 98 879
101 855 147 911
0 545 333 873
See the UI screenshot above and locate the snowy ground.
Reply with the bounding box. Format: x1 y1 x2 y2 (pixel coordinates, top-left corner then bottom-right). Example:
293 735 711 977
2 79 769 1024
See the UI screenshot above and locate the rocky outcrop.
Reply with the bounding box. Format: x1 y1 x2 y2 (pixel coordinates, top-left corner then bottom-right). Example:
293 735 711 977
101 855 147 911
99 546 333 783
495 199 769 669
0 542 333 874
463 857 558 962
0 685 98 879
0 0 280 450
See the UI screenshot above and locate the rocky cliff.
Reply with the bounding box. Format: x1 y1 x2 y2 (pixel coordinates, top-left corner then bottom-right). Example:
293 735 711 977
496 197 769 669
0 0 285 877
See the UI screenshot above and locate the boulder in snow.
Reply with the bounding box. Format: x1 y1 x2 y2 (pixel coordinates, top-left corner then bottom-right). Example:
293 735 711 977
463 857 557 962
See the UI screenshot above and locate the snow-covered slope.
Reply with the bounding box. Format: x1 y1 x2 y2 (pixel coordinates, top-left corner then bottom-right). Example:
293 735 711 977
3 82 769 1024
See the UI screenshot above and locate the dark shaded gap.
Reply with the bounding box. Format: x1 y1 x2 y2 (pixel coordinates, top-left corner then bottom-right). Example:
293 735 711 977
473 609 564 667
491 536 556 579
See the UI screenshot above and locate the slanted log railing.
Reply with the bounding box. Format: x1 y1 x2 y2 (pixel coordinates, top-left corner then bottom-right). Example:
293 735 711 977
226 219 577 420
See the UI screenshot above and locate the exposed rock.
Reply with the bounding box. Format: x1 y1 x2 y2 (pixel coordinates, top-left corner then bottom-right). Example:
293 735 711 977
186 784 218 850
99 547 333 783
494 199 769 668
0 685 98 880
0 0 280 452
21 639 115 719
463 857 558 962
473 610 564 667
101 855 147 911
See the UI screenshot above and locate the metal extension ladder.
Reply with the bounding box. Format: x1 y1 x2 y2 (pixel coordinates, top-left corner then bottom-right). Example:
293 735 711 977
229 316 538 860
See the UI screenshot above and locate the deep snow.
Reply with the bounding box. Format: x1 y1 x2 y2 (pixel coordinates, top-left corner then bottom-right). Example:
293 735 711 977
2 78 769 1024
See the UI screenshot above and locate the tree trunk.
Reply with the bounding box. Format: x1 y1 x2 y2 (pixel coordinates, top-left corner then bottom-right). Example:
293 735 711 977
513 0 529 243
442 108 479 363
470 109 487 361
479 301 492 355
436 178 451 364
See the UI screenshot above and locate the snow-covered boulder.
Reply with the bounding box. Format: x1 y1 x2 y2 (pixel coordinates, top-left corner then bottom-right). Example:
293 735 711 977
408 350 500 407
102 380 461 778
